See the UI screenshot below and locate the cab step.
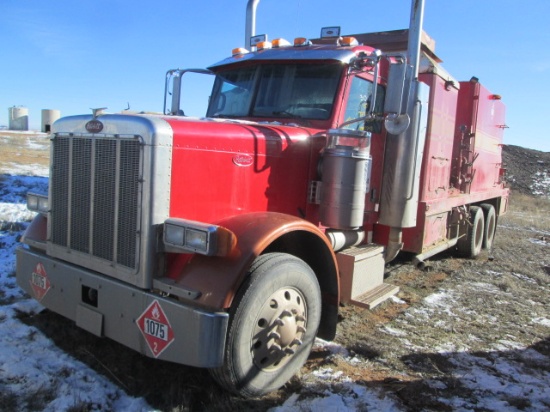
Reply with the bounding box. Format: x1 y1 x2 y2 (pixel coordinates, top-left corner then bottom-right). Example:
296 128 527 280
336 244 399 309
350 283 400 309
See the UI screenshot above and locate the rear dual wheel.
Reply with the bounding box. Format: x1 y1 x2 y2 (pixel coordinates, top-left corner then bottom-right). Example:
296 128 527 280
210 253 321 397
457 206 485 258
480 203 496 250
457 204 498 257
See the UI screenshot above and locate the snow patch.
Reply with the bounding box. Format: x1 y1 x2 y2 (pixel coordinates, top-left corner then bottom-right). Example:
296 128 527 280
531 317 550 327
0 301 150 411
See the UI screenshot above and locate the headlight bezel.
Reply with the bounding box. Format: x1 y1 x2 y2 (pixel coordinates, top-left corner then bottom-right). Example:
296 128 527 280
27 192 49 215
163 218 235 256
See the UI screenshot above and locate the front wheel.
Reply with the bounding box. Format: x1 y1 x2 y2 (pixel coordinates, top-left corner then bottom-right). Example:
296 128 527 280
209 253 322 397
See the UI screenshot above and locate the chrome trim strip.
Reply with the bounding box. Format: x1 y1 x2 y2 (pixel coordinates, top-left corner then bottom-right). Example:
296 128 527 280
208 46 357 69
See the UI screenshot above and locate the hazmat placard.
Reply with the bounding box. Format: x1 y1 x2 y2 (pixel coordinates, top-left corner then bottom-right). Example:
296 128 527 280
136 300 175 358
30 262 50 301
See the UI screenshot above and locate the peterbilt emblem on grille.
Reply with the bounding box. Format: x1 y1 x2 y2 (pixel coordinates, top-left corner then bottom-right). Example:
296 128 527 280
85 119 104 133
232 154 253 167
86 107 107 133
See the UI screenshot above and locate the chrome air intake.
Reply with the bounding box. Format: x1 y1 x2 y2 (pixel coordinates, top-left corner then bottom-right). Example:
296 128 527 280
319 129 372 230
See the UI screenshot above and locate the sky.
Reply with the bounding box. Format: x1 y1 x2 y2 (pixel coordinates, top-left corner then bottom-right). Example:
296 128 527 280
1 0 549 152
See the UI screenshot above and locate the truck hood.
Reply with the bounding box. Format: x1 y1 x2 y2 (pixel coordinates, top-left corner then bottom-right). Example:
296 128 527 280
162 116 325 224
164 116 322 146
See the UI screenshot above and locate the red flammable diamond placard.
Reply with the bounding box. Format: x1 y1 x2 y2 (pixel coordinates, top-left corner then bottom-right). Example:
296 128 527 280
30 262 50 301
136 300 175 358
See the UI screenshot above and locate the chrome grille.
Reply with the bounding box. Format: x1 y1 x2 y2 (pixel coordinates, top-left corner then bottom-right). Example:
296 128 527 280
50 135 142 270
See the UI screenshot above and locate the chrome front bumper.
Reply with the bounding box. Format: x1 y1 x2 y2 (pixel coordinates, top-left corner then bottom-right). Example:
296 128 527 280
16 247 228 368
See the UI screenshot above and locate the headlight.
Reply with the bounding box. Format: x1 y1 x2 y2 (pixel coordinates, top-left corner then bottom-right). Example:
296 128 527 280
27 193 49 214
185 228 208 253
165 224 185 246
163 218 236 256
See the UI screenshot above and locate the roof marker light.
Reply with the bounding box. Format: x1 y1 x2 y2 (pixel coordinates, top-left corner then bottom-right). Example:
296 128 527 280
232 47 250 57
272 38 291 48
294 37 312 47
256 41 272 51
339 36 359 47
250 34 268 48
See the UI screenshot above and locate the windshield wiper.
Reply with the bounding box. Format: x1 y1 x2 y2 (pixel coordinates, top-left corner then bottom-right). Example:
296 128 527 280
271 110 302 119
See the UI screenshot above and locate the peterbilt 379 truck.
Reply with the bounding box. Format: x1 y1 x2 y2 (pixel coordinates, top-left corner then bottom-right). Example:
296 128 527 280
17 0 508 397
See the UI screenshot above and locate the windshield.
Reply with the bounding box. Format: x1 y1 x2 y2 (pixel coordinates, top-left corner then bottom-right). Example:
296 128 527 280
207 63 343 120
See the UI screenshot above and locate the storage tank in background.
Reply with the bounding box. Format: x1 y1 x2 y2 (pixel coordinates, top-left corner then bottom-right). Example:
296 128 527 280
41 109 61 133
8 106 29 131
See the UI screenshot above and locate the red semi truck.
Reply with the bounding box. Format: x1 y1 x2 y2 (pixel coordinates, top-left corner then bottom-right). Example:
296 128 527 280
17 0 508 397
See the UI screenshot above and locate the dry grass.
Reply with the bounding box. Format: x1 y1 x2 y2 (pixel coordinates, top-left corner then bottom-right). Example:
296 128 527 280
0 132 49 173
495 193 550 285
503 193 550 232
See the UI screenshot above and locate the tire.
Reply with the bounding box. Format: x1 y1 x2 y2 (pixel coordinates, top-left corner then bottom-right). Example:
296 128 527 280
480 203 496 250
457 206 484 258
209 253 322 397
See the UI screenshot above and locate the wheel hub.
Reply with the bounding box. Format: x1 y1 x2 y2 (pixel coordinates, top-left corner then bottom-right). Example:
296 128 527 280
251 287 307 371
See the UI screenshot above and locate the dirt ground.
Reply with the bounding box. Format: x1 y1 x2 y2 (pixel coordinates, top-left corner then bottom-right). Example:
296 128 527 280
5 133 550 411
322 203 550 410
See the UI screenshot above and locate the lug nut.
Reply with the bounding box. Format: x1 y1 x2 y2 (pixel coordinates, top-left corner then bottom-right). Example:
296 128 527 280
268 332 281 340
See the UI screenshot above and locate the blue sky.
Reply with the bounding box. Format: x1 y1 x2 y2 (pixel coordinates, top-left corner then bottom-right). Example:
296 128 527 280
1 0 549 151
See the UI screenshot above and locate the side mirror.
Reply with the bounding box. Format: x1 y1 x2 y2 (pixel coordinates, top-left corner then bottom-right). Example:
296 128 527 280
164 70 182 115
384 113 410 135
384 59 411 135
164 69 214 116
384 59 407 114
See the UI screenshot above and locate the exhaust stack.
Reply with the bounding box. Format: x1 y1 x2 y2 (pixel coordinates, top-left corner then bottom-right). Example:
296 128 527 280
245 0 260 49
379 0 428 262
407 0 425 81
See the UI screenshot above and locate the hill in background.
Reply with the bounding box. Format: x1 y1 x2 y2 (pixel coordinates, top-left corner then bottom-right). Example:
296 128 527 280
503 145 550 198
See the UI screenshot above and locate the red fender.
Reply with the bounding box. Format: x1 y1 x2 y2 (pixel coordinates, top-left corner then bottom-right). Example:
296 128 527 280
21 213 48 250
165 212 339 311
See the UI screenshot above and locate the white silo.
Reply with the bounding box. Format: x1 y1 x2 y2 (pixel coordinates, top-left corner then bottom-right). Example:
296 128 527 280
41 109 61 133
8 106 29 131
